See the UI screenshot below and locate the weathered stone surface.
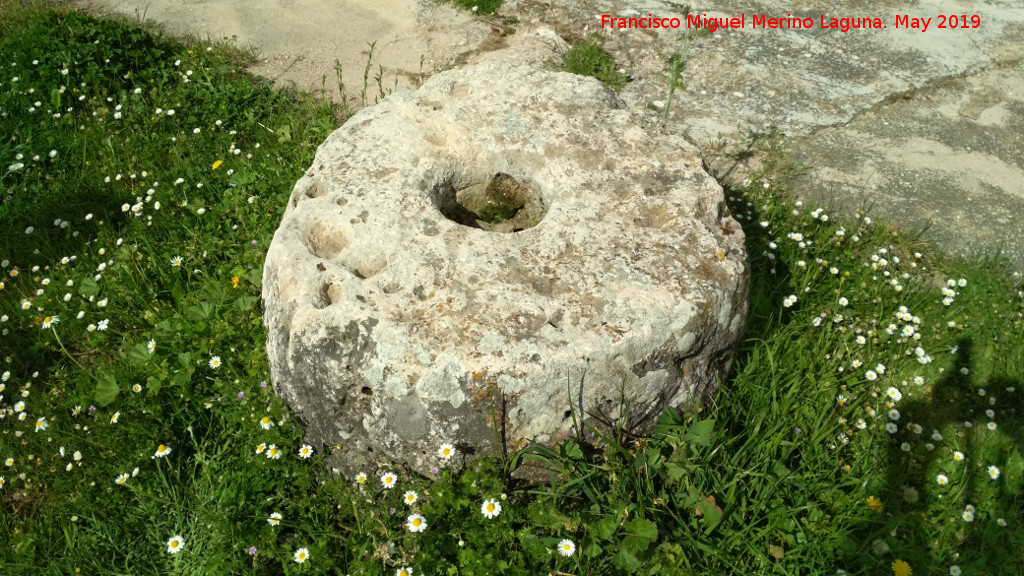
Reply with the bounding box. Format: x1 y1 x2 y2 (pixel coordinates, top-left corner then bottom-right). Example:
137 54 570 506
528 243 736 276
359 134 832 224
262 28 748 480
518 0 1024 268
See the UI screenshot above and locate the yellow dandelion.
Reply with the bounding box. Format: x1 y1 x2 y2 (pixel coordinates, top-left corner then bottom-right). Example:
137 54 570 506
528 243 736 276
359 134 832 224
867 496 883 512
891 559 912 576
212 160 223 170
231 276 240 288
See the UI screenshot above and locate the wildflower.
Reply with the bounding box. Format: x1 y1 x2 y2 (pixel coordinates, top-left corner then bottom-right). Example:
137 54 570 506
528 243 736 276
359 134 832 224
909 424 922 434
267 445 281 459
888 409 900 421
167 535 184 554
155 444 172 457
557 539 576 557
962 509 974 522
116 473 129 485
886 387 902 402
865 370 877 381
885 423 898 434
438 443 456 459
248 546 258 555
403 491 418 505
867 496 883 512
900 443 911 452
397 568 412 576
298 444 313 458
170 256 183 267
783 295 797 307
293 547 309 564
4 458 12 467
148 339 156 354
481 499 502 519
209 356 222 369
356 472 367 484
381 472 398 489
949 566 961 576
987 422 997 431
41 315 59 329
838 297 848 306
997 518 1007 527
892 559 912 576
268 512 282 526
260 416 274 430
936 474 948 485
932 430 942 441
35 417 48 432
407 514 427 532
857 336 868 346
988 465 1000 480
256 443 266 454
231 276 240 288
954 451 964 462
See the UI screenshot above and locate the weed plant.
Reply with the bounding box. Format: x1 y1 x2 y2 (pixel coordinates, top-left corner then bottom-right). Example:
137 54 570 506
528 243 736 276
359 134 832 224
1 8 1023 576
562 43 627 92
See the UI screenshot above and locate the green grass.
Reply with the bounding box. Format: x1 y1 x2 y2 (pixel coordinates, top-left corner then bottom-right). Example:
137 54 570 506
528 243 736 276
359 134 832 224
562 42 627 92
1 8 1023 576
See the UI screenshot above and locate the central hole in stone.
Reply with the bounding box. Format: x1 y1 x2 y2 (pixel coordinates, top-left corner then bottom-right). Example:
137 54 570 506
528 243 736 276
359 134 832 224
431 172 546 233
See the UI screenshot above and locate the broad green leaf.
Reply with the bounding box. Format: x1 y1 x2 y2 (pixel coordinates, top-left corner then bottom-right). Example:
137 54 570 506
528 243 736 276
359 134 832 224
583 543 602 558
625 518 658 542
79 277 100 298
610 548 641 571
177 352 192 368
684 418 716 446
146 376 161 395
696 500 723 532
127 342 151 366
95 374 119 406
562 440 583 460
594 515 619 540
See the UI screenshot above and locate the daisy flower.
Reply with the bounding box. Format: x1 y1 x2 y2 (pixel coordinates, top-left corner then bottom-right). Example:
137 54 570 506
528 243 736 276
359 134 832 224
997 518 1007 527
209 356 222 369
886 387 902 402
396 568 413 576
481 499 502 519
953 451 964 462
962 509 974 522
987 422 997 431
406 514 427 532
988 465 1000 480
132 384 142 393
266 445 281 459
949 566 961 576
381 472 397 489
41 315 59 329
403 491 418 505
355 472 367 484
259 416 274 430
936 474 948 485
557 538 576 557
268 512 282 526
293 547 309 564
116 473 129 485
298 444 313 458
256 443 267 454
170 256 183 267
34 417 48 432
167 535 184 554
110 411 120 424
885 423 898 434
438 443 456 460
154 444 172 458
148 340 156 353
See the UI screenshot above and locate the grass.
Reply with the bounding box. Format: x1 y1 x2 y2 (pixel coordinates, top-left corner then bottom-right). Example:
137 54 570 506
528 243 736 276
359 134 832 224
562 42 627 92
1 7 1023 576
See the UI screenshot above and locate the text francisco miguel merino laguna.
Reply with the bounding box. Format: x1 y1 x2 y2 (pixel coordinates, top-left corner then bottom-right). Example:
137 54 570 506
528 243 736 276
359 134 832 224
601 13 979 33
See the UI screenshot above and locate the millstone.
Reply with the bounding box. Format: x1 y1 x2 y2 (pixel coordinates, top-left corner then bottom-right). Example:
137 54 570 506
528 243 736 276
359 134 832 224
261 28 749 481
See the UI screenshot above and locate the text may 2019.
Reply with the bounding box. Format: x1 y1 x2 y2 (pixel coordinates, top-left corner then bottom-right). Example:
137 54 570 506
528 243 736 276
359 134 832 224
600 14 982 33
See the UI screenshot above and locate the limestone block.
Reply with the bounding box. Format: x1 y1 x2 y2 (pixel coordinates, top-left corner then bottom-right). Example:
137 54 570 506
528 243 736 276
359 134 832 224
262 28 749 480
